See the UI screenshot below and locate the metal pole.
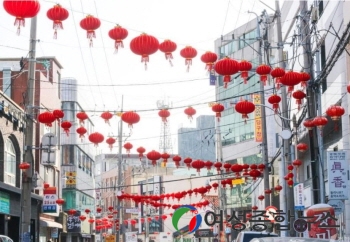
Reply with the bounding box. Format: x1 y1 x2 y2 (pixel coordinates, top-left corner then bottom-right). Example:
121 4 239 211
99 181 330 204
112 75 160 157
145 168 149 242
116 96 124 242
21 16 37 242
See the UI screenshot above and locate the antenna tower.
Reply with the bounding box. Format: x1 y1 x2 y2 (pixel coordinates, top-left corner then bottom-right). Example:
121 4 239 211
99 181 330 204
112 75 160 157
156 99 173 154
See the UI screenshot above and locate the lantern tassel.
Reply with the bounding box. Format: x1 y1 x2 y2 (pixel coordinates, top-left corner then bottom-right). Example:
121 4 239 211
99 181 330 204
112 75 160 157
14 17 25 35
241 72 248 84
272 103 279 114
64 129 69 137
114 40 124 53
296 100 302 110
275 78 281 90
260 75 267 86
287 85 294 93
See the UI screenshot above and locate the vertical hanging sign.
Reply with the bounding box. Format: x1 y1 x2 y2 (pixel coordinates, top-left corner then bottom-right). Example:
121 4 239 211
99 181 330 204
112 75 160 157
253 94 263 142
327 151 348 200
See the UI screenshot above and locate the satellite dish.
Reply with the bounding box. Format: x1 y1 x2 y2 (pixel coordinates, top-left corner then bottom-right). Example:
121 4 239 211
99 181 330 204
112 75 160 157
280 129 292 140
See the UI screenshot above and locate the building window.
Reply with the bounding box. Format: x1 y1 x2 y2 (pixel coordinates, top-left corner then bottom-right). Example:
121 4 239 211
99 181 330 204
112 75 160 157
3 68 12 98
57 71 61 99
4 138 16 186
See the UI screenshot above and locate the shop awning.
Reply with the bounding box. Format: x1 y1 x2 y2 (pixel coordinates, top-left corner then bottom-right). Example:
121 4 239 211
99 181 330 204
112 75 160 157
40 219 62 229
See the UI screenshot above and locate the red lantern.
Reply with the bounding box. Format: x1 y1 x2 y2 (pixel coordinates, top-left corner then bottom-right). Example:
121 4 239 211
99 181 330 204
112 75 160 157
123 142 133 155
76 126 87 140
68 209 76 216
161 153 170 164
79 215 86 221
96 207 102 213
256 64 271 86
38 112 56 127
60 121 72 136
258 163 266 172
191 160 205 174
88 132 104 146
200 51 218 72
313 116 328 130
235 100 255 123
101 111 113 124
249 169 261 180
121 111 140 128
80 15 101 47
287 164 294 172
303 118 315 130
211 103 225 121
252 205 258 211
214 162 222 173
172 155 182 168
297 143 308 152
292 90 306 110
53 109 64 123
280 71 301 93
287 180 294 187
180 46 197 71
204 161 213 170
85 209 91 214
214 57 239 88
46 4 69 39
3 0 40 35
56 198 65 205
88 218 95 224
258 195 265 201
274 185 283 193
130 33 159 69
239 60 252 84
43 183 50 189
264 189 272 194
146 150 161 166
268 94 281 114
230 164 243 177
347 84 350 93
76 112 88 125
184 106 196 121
137 147 146 160
106 137 116 151
108 25 128 52
270 67 285 89
292 159 302 168
19 162 30 170
223 163 231 173
183 157 192 169
161 214 167 220
159 39 177 66
299 71 310 88
158 109 170 123
326 105 345 131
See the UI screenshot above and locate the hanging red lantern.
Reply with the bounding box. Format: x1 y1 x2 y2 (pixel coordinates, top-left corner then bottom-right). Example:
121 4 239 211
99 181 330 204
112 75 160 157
297 143 308 152
159 39 177 66
130 33 159 69
326 105 345 131
101 111 113 124
85 208 91 214
80 15 101 47
46 4 69 39
121 111 140 128
270 67 285 89
38 111 56 127
256 64 271 86
252 205 258 211
76 112 88 125
347 84 350 93
19 162 30 170
223 163 231 173
287 180 294 187
211 103 225 121
96 207 102 213
191 160 205 174
180 46 197 71
56 198 65 205
239 60 252 84
204 161 213 170
79 215 87 221
264 189 272 195
200 51 218 72
303 118 315 130
292 159 302 168
161 214 168 220
76 126 87 140
258 195 265 201
258 163 266 172
280 71 301 93
249 169 261 180
184 106 196 121
292 90 306 110
60 121 72 136
53 109 64 123
88 132 104 146
88 218 95 224
172 155 182 168
68 209 76 216
106 137 116 151
108 25 128 52
235 100 255 123
214 57 239 88
274 185 283 193
214 162 222 173
137 147 146 160
3 0 40 35
158 109 170 123
299 71 311 88
268 94 281 114
183 157 192 169
146 150 161 166
313 116 328 130
230 163 243 177
161 153 170 164
123 142 133 155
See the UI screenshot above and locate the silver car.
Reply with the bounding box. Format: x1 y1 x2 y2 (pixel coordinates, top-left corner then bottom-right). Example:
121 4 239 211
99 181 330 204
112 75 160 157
0 235 14 242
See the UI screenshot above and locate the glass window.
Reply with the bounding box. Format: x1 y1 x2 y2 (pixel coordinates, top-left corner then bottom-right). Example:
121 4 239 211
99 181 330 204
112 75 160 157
4 138 16 186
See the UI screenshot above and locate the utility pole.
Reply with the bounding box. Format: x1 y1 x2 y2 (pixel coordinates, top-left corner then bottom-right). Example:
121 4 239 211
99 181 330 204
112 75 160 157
116 96 124 242
21 16 37 242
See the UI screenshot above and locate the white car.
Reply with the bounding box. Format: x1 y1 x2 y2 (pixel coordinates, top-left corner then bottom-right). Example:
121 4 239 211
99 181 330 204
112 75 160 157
0 235 14 242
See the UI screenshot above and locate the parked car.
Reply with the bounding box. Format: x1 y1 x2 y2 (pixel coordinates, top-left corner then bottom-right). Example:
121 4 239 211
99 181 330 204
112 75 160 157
0 235 13 242
235 231 278 242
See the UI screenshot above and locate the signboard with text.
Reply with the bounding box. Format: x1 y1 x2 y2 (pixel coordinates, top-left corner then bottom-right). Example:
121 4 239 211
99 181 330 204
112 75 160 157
294 183 305 210
0 191 10 214
327 151 348 200
42 187 57 213
253 94 262 142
